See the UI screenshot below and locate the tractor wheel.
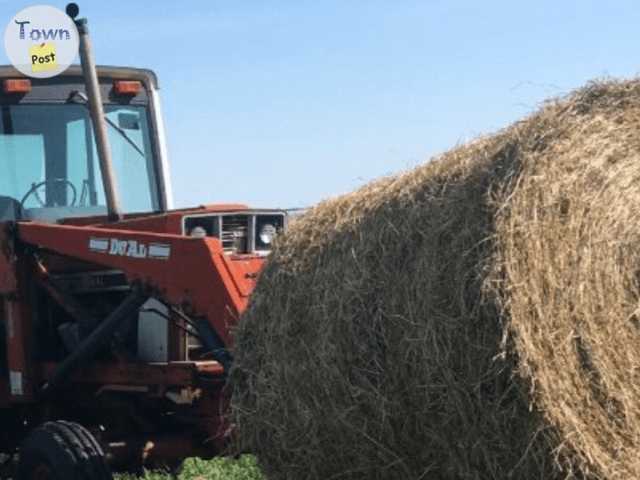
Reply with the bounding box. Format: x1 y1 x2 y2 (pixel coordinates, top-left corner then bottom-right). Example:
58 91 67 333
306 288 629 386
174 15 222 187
17 420 112 480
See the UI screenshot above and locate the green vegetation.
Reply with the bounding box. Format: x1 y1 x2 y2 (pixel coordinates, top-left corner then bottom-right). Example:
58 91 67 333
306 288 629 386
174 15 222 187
2 453 266 480
115 455 266 480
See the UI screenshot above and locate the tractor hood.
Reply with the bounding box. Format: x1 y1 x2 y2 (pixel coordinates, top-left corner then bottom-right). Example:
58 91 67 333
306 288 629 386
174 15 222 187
59 204 288 257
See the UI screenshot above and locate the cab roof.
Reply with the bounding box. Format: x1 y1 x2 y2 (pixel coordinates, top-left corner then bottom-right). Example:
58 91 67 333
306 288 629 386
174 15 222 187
0 65 159 89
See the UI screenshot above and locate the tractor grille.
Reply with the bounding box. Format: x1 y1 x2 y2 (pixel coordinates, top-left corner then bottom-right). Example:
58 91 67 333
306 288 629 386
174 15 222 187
182 210 286 255
221 215 249 253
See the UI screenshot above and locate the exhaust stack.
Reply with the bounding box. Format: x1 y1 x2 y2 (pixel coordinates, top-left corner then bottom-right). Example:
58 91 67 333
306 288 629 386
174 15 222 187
67 3 123 222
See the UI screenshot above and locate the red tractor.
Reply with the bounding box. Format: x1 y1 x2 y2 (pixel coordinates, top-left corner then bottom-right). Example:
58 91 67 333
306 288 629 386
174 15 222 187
0 4 284 478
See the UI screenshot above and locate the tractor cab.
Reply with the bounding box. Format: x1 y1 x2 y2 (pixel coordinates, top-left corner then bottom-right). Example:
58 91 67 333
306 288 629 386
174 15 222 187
0 65 173 224
0 65 286 257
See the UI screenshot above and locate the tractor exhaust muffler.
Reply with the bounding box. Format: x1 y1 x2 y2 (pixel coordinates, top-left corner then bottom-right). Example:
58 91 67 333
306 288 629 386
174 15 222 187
68 3 123 222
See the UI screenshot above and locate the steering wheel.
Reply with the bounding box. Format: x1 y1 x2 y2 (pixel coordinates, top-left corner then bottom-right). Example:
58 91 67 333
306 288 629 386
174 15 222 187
20 179 78 209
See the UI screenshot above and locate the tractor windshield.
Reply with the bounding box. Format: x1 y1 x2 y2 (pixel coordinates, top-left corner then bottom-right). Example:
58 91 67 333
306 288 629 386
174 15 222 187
0 103 159 220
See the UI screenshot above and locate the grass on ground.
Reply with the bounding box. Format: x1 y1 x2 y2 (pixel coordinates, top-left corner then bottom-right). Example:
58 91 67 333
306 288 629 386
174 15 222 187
114 455 266 480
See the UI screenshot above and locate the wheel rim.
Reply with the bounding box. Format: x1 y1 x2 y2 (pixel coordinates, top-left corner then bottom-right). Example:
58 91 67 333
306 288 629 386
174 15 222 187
31 464 54 480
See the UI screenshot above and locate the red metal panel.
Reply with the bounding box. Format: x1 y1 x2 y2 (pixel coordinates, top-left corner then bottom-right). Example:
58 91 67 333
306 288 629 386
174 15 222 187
18 222 260 348
195 362 225 376
225 256 265 296
41 361 224 386
0 225 35 402
60 204 250 233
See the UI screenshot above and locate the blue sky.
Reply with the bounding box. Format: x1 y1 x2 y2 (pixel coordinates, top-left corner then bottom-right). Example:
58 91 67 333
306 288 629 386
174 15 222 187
1 0 639 209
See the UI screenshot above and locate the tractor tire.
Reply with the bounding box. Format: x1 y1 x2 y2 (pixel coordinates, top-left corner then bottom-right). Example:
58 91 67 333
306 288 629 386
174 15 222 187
17 420 112 480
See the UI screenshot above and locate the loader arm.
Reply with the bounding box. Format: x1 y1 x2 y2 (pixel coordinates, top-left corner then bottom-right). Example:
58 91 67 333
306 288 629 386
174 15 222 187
16 221 257 348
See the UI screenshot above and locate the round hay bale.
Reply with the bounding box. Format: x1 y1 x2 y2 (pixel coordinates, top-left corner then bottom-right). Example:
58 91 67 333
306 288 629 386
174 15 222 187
226 78 640 480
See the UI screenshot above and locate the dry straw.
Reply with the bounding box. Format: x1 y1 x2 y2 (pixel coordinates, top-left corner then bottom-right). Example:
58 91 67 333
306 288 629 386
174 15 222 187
227 78 640 480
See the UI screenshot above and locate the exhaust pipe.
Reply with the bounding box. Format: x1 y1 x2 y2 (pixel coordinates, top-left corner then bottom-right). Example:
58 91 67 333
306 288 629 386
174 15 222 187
67 3 123 222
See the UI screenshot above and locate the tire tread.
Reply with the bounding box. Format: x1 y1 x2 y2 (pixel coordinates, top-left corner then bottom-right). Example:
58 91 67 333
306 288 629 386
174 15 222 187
18 420 112 480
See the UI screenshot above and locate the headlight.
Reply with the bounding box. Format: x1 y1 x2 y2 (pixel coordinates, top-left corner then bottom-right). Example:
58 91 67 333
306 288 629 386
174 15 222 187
189 226 207 238
259 223 277 245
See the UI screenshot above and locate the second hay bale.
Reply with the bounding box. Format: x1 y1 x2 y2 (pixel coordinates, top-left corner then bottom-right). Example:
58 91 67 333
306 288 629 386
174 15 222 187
228 78 640 480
